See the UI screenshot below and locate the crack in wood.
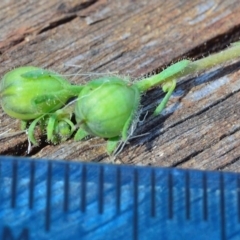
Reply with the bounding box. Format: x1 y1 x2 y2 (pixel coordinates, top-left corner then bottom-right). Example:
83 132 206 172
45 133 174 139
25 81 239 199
38 15 78 34
92 51 125 71
1 0 240 168
64 0 99 13
0 0 100 53
1 136 49 157
171 149 206 167
148 23 240 77
58 0 99 13
179 24 240 60
134 83 240 146
172 125 240 168
218 156 240 170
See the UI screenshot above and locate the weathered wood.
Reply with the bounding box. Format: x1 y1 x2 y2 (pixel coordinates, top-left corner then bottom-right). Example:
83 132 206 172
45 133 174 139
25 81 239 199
1 0 240 172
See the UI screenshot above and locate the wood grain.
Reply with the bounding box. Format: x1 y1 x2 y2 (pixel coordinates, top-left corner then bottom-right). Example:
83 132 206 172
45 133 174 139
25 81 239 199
1 0 240 171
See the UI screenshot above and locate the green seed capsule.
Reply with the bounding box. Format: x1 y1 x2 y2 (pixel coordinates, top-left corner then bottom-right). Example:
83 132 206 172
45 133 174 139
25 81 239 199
75 77 140 139
0 66 82 120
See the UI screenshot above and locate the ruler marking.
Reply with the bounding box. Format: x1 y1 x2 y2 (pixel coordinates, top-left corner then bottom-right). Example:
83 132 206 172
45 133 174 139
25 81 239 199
11 160 17 209
45 162 52 232
2 157 240 238
98 166 104 214
185 171 190 220
202 172 208 221
237 176 240 223
3 226 29 240
29 161 35 209
0 161 0 202
133 169 138 240
116 167 121 214
151 169 156 218
64 163 69 212
81 164 87 212
220 173 226 240
168 172 173 219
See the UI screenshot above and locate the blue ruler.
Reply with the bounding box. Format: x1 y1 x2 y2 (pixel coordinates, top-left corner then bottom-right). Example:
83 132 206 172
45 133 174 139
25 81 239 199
0 156 240 240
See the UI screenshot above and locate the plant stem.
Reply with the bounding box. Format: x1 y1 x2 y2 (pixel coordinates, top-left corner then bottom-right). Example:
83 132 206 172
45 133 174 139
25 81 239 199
188 42 240 72
135 41 240 92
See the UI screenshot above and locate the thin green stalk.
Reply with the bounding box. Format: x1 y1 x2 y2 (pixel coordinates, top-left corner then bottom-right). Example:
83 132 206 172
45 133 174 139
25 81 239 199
135 41 240 92
188 42 240 72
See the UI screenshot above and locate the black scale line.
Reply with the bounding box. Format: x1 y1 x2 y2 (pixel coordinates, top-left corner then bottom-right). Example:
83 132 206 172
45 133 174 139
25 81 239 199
185 171 190 220
3 226 29 239
168 172 173 219
202 172 208 221
11 160 17 209
45 162 52 232
133 169 139 240
151 169 156 218
237 176 240 223
116 167 121 214
81 164 87 212
63 163 69 212
0 161 2 205
29 161 35 209
98 166 104 214
220 173 226 240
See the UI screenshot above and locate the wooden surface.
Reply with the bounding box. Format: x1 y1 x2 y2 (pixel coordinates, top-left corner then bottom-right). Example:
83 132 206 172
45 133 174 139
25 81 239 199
1 0 240 172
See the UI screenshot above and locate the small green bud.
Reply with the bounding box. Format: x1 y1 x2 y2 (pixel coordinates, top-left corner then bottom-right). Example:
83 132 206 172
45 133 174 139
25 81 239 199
75 77 140 139
0 66 82 120
54 120 72 140
47 120 72 144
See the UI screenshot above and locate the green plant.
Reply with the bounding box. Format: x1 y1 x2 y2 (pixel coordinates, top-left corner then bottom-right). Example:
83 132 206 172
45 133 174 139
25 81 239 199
0 66 82 144
73 42 240 154
1 42 240 154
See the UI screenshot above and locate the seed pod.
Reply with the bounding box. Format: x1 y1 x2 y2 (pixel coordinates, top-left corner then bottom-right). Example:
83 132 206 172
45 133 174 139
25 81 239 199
74 77 140 139
0 66 82 120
